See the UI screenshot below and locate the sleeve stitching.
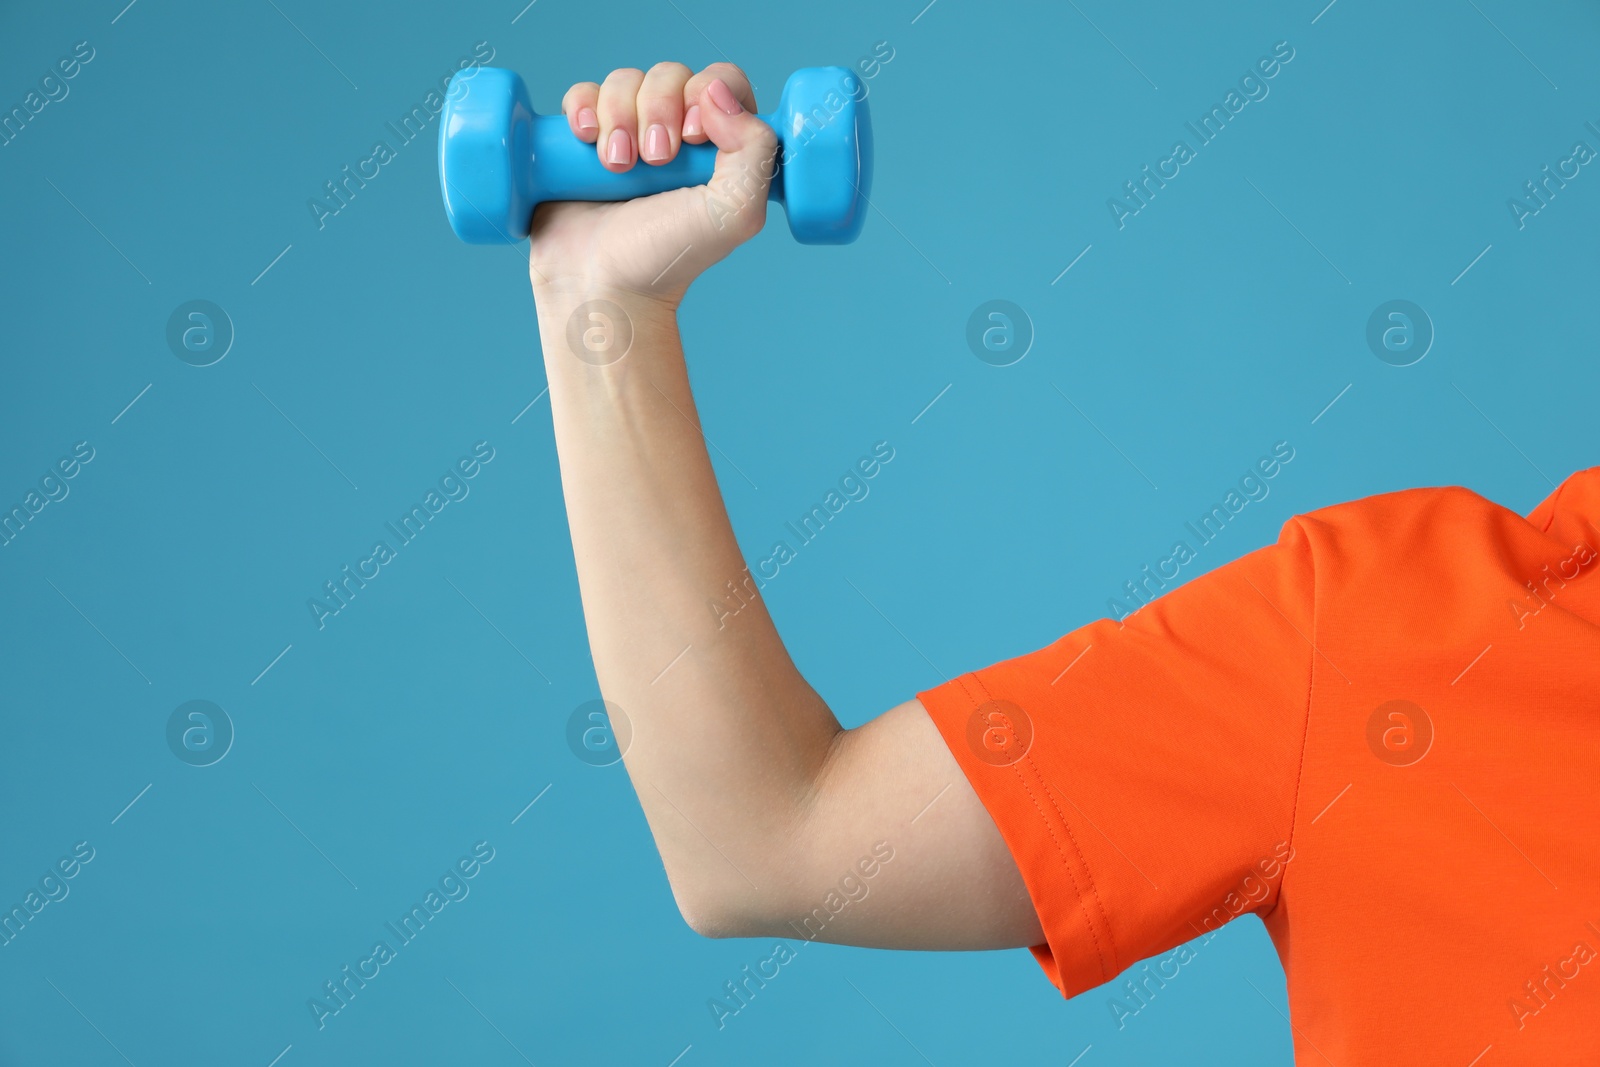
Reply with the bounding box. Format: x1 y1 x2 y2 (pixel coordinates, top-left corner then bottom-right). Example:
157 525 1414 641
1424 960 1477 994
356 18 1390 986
969 672 1119 983
1028 760 1121 978
1259 515 1317 923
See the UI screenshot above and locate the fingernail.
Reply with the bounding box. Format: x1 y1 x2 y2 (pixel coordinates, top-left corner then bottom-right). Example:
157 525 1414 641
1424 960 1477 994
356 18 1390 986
682 104 702 138
577 107 598 134
707 77 742 115
643 123 669 162
606 128 632 165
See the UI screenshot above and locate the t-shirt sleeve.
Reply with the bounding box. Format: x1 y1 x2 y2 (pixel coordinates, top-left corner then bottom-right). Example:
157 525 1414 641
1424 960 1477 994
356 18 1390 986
916 518 1315 997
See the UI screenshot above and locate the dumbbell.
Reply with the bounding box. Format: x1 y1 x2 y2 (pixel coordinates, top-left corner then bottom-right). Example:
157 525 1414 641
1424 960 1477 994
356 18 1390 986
438 67 872 245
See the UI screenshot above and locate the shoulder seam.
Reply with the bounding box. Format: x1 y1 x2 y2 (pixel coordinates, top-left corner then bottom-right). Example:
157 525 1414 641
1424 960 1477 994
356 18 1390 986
1259 514 1316 922
1538 481 1567 533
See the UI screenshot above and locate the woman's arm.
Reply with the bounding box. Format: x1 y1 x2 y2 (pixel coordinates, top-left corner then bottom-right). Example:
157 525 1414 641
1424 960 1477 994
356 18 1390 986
529 62 1044 949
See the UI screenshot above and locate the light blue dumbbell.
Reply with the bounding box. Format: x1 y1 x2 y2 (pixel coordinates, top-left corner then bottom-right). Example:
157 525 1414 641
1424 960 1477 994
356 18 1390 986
438 67 872 245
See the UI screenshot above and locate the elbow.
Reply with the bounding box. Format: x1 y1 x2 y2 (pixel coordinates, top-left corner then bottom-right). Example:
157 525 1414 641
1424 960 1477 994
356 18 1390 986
670 884 777 941
678 904 745 940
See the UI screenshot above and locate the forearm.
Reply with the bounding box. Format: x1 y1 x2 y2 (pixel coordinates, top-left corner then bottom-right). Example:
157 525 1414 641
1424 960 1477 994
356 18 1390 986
513 62 1044 952
534 283 842 930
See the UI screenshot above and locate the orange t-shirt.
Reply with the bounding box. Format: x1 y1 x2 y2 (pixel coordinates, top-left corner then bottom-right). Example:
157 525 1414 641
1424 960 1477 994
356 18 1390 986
918 467 1600 1064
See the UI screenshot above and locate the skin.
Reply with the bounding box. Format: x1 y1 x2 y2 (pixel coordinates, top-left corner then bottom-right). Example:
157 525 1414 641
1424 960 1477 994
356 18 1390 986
530 61 1046 950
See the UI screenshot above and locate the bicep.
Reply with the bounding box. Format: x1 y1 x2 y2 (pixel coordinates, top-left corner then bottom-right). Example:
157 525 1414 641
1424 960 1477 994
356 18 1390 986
765 698 1045 951
747 522 1316 974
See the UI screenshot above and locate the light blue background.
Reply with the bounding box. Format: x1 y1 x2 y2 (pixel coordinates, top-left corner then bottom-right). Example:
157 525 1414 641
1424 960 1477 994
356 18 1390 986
2 0 1596 1064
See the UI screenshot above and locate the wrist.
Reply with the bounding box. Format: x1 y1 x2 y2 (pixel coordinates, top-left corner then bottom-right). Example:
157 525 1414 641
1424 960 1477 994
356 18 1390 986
532 281 682 370
532 274 680 318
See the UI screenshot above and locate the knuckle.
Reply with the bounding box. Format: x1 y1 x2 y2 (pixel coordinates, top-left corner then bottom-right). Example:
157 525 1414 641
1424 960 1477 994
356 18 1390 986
649 60 692 80
701 61 747 84
562 82 599 106
639 81 686 117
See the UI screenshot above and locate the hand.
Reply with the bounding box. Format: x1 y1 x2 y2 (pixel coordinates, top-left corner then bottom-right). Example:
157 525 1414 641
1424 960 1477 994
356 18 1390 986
529 62 779 308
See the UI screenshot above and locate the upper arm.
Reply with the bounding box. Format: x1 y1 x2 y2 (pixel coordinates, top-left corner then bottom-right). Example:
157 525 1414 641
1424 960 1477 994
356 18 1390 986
737 520 1315 998
753 697 1046 951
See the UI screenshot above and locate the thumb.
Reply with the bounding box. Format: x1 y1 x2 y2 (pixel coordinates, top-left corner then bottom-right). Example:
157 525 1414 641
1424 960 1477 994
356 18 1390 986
697 77 780 243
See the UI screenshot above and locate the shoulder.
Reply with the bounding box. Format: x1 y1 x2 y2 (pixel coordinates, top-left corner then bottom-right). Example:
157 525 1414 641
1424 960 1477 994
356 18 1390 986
1296 482 1514 537
1284 482 1531 596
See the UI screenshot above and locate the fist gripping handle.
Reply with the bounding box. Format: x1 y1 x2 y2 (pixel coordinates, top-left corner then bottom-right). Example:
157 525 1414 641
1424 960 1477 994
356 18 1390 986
438 66 872 245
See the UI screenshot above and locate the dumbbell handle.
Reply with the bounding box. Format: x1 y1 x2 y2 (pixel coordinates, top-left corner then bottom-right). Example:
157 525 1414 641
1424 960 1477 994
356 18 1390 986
529 115 783 204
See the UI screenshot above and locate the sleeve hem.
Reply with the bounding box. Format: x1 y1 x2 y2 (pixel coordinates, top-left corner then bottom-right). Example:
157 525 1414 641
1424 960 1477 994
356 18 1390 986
916 667 1121 1000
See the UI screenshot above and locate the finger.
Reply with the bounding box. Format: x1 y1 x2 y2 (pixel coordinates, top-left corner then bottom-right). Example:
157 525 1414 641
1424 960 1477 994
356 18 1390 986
682 62 757 143
561 81 601 142
596 67 645 171
637 61 692 164
697 77 780 241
